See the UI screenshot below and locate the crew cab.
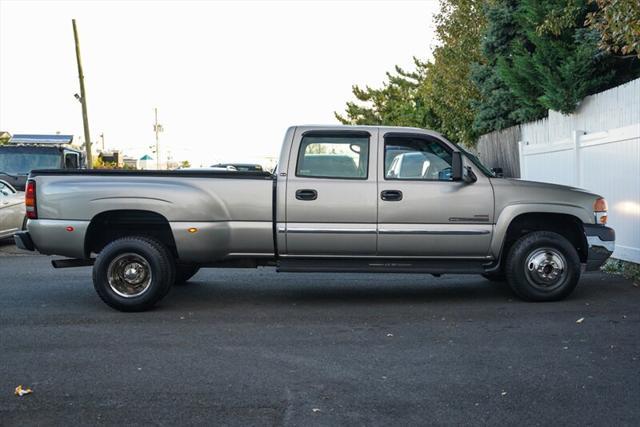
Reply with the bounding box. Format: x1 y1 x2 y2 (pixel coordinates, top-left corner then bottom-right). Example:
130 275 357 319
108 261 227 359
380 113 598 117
15 126 615 311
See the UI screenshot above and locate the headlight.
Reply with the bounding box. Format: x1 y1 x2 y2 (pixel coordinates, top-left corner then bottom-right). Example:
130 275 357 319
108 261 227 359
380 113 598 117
594 197 608 225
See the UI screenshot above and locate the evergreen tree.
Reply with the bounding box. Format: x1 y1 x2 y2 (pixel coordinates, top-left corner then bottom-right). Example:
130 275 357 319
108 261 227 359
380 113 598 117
505 0 614 114
421 0 486 145
473 0 640 133
471 0 527 133
337 0 485 146
335 60 439 129
338 0 640 141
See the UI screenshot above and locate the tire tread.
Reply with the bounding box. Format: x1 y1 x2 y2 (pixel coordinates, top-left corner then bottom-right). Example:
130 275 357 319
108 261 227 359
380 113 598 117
505 231 581 302
92 236 175 311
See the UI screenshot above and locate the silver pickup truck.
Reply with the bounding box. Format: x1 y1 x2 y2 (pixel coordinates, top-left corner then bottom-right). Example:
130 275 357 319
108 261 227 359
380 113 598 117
15 126 615 311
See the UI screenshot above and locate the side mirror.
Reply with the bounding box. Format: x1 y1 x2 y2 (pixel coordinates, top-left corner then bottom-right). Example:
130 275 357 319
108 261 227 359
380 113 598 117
491 167 504 178
463 166 477 183
452 152 463 181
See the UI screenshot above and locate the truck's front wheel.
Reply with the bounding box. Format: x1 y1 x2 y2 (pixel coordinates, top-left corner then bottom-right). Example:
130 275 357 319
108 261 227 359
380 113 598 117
92 236 175 312
505 231 581 301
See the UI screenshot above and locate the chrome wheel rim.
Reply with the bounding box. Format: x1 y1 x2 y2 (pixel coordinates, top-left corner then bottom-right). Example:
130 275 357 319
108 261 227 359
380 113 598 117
524 247 566 291
107 253 152 298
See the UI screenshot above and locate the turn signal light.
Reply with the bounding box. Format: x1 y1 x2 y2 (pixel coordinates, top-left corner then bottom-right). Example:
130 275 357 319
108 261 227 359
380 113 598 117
25 180 37 219
593 197 608 225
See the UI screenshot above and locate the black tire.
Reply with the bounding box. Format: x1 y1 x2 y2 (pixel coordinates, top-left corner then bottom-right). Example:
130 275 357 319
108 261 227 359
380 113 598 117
174 265 200 285
482 272 506 282
505 231 581 302
92 236 175 312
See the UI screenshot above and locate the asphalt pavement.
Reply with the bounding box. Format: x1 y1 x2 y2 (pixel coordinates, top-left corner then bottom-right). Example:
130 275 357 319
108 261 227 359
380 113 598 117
1 241 639 426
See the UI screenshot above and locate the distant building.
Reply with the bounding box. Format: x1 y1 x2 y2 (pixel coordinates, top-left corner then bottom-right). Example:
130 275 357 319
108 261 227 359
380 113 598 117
122 156 138 169
99 150 123 167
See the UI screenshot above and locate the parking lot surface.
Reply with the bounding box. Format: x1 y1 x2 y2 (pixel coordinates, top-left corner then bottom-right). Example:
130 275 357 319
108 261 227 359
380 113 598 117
1 247 639 425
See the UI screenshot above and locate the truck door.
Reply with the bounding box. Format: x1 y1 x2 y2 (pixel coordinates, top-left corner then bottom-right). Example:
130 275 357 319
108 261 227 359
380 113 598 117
284 128 378 255
377 131 494 257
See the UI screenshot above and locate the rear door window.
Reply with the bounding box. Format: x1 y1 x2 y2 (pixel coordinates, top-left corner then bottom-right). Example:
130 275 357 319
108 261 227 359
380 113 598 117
296 135 369 179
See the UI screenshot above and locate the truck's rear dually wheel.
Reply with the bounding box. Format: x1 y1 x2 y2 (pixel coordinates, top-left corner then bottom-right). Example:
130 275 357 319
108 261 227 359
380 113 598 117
92 236 175 312
505 231 581 301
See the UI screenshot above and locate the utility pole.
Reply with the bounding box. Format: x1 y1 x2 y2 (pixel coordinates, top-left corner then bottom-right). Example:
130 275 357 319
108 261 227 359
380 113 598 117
72 19 93 169
153 107 163 169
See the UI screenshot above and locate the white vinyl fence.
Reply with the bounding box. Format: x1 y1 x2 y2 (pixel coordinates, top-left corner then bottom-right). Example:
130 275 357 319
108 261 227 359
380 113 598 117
519 78 640 264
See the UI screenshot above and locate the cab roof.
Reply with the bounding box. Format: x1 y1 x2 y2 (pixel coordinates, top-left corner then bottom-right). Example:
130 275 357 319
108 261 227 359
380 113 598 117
9 134 74 145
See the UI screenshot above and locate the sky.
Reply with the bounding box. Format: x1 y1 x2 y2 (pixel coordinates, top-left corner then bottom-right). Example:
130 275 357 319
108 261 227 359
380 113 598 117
0 0 439 167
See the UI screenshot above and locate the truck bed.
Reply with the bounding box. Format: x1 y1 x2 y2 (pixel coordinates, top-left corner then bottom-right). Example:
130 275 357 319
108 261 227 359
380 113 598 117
28 169 276 262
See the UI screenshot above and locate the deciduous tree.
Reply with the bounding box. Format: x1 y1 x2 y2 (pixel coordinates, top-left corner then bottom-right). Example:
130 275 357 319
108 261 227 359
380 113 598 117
586 0 640 58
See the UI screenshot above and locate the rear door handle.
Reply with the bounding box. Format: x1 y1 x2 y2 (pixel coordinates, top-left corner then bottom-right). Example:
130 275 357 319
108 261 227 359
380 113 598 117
295 189 318 201
381 190 403 201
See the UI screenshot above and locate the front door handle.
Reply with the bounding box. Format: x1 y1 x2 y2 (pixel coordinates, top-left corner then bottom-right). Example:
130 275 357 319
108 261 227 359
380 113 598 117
296 189 318 201
381 190 403 201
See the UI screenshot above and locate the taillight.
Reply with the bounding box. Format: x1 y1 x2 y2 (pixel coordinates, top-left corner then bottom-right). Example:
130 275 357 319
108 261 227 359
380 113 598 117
25 180 37 219
593 197 607 225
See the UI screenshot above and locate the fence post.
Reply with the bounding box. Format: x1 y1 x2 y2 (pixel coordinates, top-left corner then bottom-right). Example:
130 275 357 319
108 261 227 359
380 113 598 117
572 130 583 188
518 140 526 179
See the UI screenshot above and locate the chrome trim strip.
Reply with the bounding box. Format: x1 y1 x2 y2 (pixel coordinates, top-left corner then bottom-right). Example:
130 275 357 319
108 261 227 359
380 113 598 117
226 253 274 257
280 227 490 235
448 216 490 222
378 229 490 235
278 254 494 260
285 228 377 235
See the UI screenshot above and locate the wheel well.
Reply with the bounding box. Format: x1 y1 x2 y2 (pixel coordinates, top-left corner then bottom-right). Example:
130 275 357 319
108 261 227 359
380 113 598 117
84 210 177 258
501 213 588 265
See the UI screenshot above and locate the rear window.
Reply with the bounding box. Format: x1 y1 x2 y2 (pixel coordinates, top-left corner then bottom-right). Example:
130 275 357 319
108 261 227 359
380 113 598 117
296 135 369 179
0 147 61 174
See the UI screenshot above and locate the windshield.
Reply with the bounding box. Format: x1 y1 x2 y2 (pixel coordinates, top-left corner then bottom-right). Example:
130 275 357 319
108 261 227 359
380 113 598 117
0 150 61 174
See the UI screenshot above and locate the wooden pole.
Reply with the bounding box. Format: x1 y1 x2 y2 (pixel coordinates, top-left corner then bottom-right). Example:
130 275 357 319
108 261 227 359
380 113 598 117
155 108 160 169
72 19 93 169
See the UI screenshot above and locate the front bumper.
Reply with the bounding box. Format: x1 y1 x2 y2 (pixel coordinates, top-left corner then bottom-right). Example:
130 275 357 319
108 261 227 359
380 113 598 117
584 224 615 271
14 231 35 251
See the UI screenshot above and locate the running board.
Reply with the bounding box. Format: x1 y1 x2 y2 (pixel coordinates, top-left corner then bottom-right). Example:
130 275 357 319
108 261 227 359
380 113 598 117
51 258 95 269
277 258 492 274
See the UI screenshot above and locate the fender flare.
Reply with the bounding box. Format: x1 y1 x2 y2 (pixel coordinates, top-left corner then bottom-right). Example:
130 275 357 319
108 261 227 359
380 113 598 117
491 203 591 258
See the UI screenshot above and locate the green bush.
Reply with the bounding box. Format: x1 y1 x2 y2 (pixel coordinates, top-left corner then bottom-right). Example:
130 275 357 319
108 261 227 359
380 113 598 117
602 258 640 284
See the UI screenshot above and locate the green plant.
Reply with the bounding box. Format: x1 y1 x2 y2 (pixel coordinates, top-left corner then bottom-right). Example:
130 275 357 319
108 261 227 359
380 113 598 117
586 0 640 58
336 0 485 146
602 258 640 285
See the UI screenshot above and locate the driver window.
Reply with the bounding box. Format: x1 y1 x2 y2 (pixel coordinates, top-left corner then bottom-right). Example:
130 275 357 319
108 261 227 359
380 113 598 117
384 136 453 181
65 153 79 169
